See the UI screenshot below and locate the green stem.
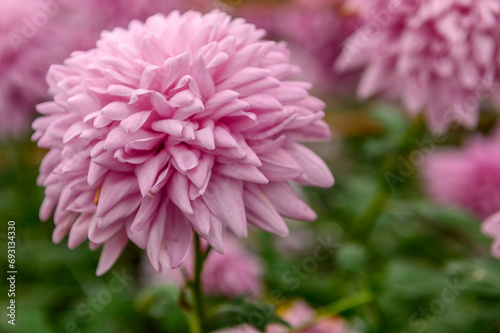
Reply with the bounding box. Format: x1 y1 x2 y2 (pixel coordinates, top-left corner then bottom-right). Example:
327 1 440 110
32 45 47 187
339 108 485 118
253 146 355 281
189 234 208 333
318 289 373 316
354 192 390 242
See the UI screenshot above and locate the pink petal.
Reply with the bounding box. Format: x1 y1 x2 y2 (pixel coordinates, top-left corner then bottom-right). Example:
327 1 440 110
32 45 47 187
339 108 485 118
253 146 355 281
260 182 317 221
146 203 167 272
68 214 92 249
131 195 162 232
244 184 289 237
96 231 129 276
214 163 269 184
164 204 193 268
167 172 194 214
285 141 334 188
202 176 247 238
170 144 200 172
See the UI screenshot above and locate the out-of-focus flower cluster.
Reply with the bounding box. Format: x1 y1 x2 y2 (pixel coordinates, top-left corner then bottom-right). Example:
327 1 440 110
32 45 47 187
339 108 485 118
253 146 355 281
1 0 213 138
424 129 500 220
337 0 500 131
236 0 360 95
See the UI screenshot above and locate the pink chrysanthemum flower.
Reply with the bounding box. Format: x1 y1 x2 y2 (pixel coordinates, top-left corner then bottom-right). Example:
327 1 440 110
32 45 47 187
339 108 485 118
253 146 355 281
423 130 500 220
144 236 263 298
215 300 356 333
423 129 500 257
336 0 500 131
33 10 334 275
237 0 360 95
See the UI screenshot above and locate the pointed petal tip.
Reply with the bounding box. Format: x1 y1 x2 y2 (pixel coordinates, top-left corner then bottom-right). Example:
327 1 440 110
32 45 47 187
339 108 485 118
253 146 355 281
146 250 161 272
67 241 80 250
231 228 248 239
95 265 107 277
52 232 64 244
324 174 335 188
168 261 182 270
482 211 500 237
276 228 289 237
130 223 145 233
298 210 318 222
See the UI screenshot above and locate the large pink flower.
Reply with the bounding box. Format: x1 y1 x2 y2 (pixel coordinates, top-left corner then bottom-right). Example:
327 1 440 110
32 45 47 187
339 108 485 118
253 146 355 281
336 0 500 131
423 130 500 220
33 10 334 275
422 129 500 257
144 236 263 298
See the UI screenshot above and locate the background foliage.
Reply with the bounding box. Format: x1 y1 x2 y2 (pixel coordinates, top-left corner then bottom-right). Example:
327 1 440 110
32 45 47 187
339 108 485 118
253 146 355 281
1 101 500 333
2 0 500 331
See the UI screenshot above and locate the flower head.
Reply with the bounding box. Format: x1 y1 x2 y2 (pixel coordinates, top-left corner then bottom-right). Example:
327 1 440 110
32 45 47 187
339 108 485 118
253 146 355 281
33 10 334 275
337 0 500 131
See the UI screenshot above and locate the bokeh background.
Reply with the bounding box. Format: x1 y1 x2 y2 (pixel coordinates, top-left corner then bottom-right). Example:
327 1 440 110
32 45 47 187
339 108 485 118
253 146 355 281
1 0 500 332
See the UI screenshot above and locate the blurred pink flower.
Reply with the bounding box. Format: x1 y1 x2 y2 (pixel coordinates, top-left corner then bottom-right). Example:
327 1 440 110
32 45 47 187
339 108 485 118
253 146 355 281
236 0 360 95
144 236 263 298
202 237 262 298
1 0 212 138
215 300 356 333
423 129 500 257
337 0 500 131
423 130 500 220
0 0 75 137
33 10 334 275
